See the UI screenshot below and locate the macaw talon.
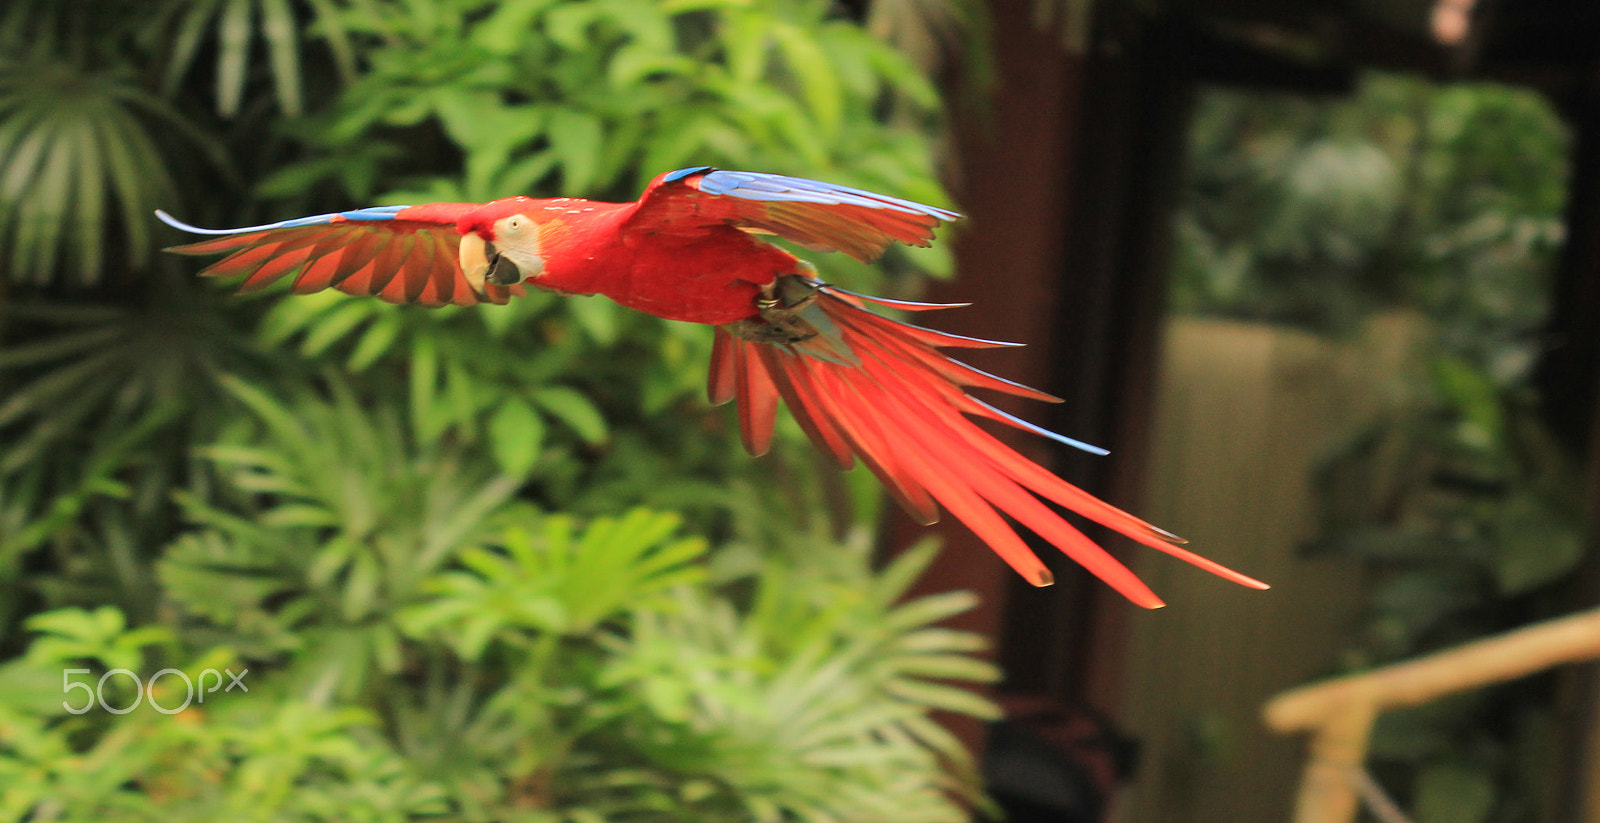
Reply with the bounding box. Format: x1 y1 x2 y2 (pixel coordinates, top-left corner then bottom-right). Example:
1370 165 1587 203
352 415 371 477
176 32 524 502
729 275 822 345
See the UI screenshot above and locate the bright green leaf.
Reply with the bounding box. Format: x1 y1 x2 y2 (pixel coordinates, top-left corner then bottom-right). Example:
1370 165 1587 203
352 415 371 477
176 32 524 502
489 397 545 477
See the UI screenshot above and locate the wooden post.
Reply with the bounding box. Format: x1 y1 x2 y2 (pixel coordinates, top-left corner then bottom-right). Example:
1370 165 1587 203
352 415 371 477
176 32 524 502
1290 702 1376 823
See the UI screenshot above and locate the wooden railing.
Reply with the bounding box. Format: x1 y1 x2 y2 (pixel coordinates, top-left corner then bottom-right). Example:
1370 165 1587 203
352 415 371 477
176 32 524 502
1263 607 1600 823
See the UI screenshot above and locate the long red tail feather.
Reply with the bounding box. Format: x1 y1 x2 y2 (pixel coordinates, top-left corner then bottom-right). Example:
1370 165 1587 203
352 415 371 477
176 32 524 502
710 282 1268 608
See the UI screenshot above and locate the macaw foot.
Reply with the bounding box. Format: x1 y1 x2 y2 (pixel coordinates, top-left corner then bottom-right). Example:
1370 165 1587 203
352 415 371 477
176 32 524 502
727 273 822 345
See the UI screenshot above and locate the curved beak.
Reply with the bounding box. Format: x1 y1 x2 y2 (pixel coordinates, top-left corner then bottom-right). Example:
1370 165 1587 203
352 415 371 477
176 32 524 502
459 233 522 299
487 252 522 286
460 232 492 298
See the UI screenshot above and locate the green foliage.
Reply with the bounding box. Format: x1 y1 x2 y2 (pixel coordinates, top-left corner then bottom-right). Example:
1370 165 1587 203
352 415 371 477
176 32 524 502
263 0 943 198
0 532 991 819
1177 74 1576 823
1176 74 1567 336
0 0 988 819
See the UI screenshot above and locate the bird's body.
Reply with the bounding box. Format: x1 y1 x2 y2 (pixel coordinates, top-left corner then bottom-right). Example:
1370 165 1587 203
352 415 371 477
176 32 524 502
159 166 1268 608
490 198 787 325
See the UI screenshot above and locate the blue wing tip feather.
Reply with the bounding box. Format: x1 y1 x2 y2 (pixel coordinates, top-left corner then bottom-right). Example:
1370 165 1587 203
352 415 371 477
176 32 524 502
663 166 714 183
155 206 410 236
667 167 961 223
155 210 212 234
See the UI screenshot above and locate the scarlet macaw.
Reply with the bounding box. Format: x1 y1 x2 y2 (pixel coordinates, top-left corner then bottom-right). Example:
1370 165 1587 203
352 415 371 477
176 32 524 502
157 166 1266 608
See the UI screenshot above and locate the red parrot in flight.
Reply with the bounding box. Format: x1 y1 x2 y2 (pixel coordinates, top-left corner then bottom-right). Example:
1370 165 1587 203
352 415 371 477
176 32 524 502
157 166 1266 608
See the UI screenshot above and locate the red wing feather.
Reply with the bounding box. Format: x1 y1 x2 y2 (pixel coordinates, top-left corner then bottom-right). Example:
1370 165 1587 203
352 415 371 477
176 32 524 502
360 231 413 297
156 205 513 306
708 328 739 406
412 232 458 307
292 238 357 294
732 336 779 457
239 244 318 293
165 230 278 256
317 230 385 291
753 346 858 473
381 232 432 304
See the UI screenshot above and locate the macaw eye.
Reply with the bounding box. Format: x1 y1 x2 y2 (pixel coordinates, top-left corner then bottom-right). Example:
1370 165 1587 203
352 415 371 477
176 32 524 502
505 215 526 233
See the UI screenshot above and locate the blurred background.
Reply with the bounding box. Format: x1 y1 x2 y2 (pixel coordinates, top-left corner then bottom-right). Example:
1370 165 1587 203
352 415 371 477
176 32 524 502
1 0 1598 821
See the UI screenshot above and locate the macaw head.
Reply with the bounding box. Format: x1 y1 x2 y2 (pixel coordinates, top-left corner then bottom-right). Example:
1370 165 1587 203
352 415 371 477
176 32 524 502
458 198 546 297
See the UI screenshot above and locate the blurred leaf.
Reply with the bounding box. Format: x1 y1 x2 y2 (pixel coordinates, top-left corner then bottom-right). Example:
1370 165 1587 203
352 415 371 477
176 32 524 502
566 297 619 344
548 108 603 194
1415 763 1495 823
489 396 545 477
533 385 608 445
1494 493 1584 594
772 22 843 137
23 606 173 673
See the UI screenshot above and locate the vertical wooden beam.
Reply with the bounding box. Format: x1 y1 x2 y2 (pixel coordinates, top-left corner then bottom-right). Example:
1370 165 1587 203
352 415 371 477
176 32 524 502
996 4 1201 708
891 0 1206 782
887 0 1084 757
895 0 1205 756
1290 703 1377 823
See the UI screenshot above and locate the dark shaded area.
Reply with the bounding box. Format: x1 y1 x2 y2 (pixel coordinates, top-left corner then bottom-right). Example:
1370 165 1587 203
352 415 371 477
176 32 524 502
984 695 1141 822
923 0 1600 816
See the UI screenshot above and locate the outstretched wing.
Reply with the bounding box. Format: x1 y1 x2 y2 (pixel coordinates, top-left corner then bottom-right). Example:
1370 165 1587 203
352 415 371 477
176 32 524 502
708 279 1270 608
157 205 525 307
626 167 961 262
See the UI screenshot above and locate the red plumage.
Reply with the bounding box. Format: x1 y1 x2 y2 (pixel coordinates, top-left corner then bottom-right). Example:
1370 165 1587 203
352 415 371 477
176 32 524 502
159 167 1267 607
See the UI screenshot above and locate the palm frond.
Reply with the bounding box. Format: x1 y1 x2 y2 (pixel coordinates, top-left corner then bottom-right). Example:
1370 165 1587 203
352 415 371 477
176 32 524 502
158 0 355 117
584 542 997 821
0 62 218 285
